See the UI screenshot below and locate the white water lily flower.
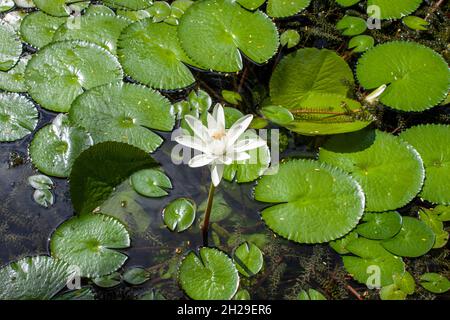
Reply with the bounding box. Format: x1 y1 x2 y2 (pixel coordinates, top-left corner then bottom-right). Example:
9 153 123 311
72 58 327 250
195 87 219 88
365 84 387 104
175 103 267 186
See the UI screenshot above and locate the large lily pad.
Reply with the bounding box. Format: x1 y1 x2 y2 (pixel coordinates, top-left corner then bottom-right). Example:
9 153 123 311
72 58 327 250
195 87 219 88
381 217 435 258
178 247 239 300
19 11 66 49
118 18 196 90
69 142 158 214
53 14 131 54
33 0 88 17
69 82 175 152
25 41 123 112
267 0 311 18
254 159 365 244
0 23 22 71
29 114 93 178
399 124 450 205
319 129 425 212
0 93 38 142
367 0 423 20
178 0 279 72
0 256 74 300
343 238 405 287
103 0 153 10
356 41 449 112
270 48 354 109
50 213 131 278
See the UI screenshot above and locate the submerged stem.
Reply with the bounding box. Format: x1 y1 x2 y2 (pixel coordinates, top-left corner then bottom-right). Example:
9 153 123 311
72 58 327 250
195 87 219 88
202 183 216 246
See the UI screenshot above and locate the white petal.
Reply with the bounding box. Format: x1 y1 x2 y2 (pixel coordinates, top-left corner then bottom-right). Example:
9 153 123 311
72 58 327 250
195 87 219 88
174 135 210 153
233 152 251 161
212 104 225 131
188 154 216 168
207 113 217 131
233 137 266 153
184 115 210 142
216 155 233 165
210 163 224 187
226 114 253 147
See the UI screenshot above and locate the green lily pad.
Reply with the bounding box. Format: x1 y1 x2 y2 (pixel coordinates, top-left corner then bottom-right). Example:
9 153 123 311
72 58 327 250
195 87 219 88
270 48 354 109
329 230 359 254
0 23 22 71
234 289 251 300
336 15 367 36
236 0 265 10
420 273 450 294
14 0 36 8
342 238 405 287
179 247 239 300
33 189 55 208
50 213 131 278
0 55 30 92
233 242 264 277
85 4 116 15
93 272 121 288
29 114 93 178
53 14 131 54
28 174 54 190
0 256 74 300
403 15 429 31
53 287 95 300
254 159 365 244
25 41 123 112
297 289 327 300
356 41 449 112
261 105 294 125
118 18 196 90
280 29 301 48
319 129 425 212
336 0 361 6
367 0 423 20
103 0 153 10
33 0 89 17
381 217 435 258
69 82 175 153
399 124 450 205
348 35 375 53
20 11 66 49
279 93 373 136
123 267 150 285
380 272 415 300
163 197 196 232
131 168 172 198
69 142 158 214
0 93 38 142
267 0 311 18
178 0 279 72
356 211 402 240
419 208 448 249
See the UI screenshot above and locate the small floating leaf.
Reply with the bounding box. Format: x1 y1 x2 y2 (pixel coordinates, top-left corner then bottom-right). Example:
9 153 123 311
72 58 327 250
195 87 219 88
261 105 294 125
233 242 264 277
0 93 38 142
329 230 359 255
25 41 123 112
222 90 242 105
0 23 21 71
163 197 196 232
399 124 450 205
70 82 174 153
254 159 365 244
30 114 93 178
93 272 121 288
0 256 74 300
336 0 361 7
356 211 402 240
33 189 54 208
402 15 429 30
297 289 327 300
50 213 131 278
356 41 449 111
419 207 448 249
280 29 300 48
381 217 435 258
336 15 367 36
131 168 172 198
348 35 375 53
420 273 450 294
380 272 415 300
367 0 423 20
319 129 425 212
69 142 158 214
28 174 54 190
123 267 150 285
234 289 251 300
179 247 239 300
178 0 279 72
0 55 30 92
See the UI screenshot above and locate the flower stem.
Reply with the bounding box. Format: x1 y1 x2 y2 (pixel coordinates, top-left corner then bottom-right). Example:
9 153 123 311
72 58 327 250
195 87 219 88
202 183 216 246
